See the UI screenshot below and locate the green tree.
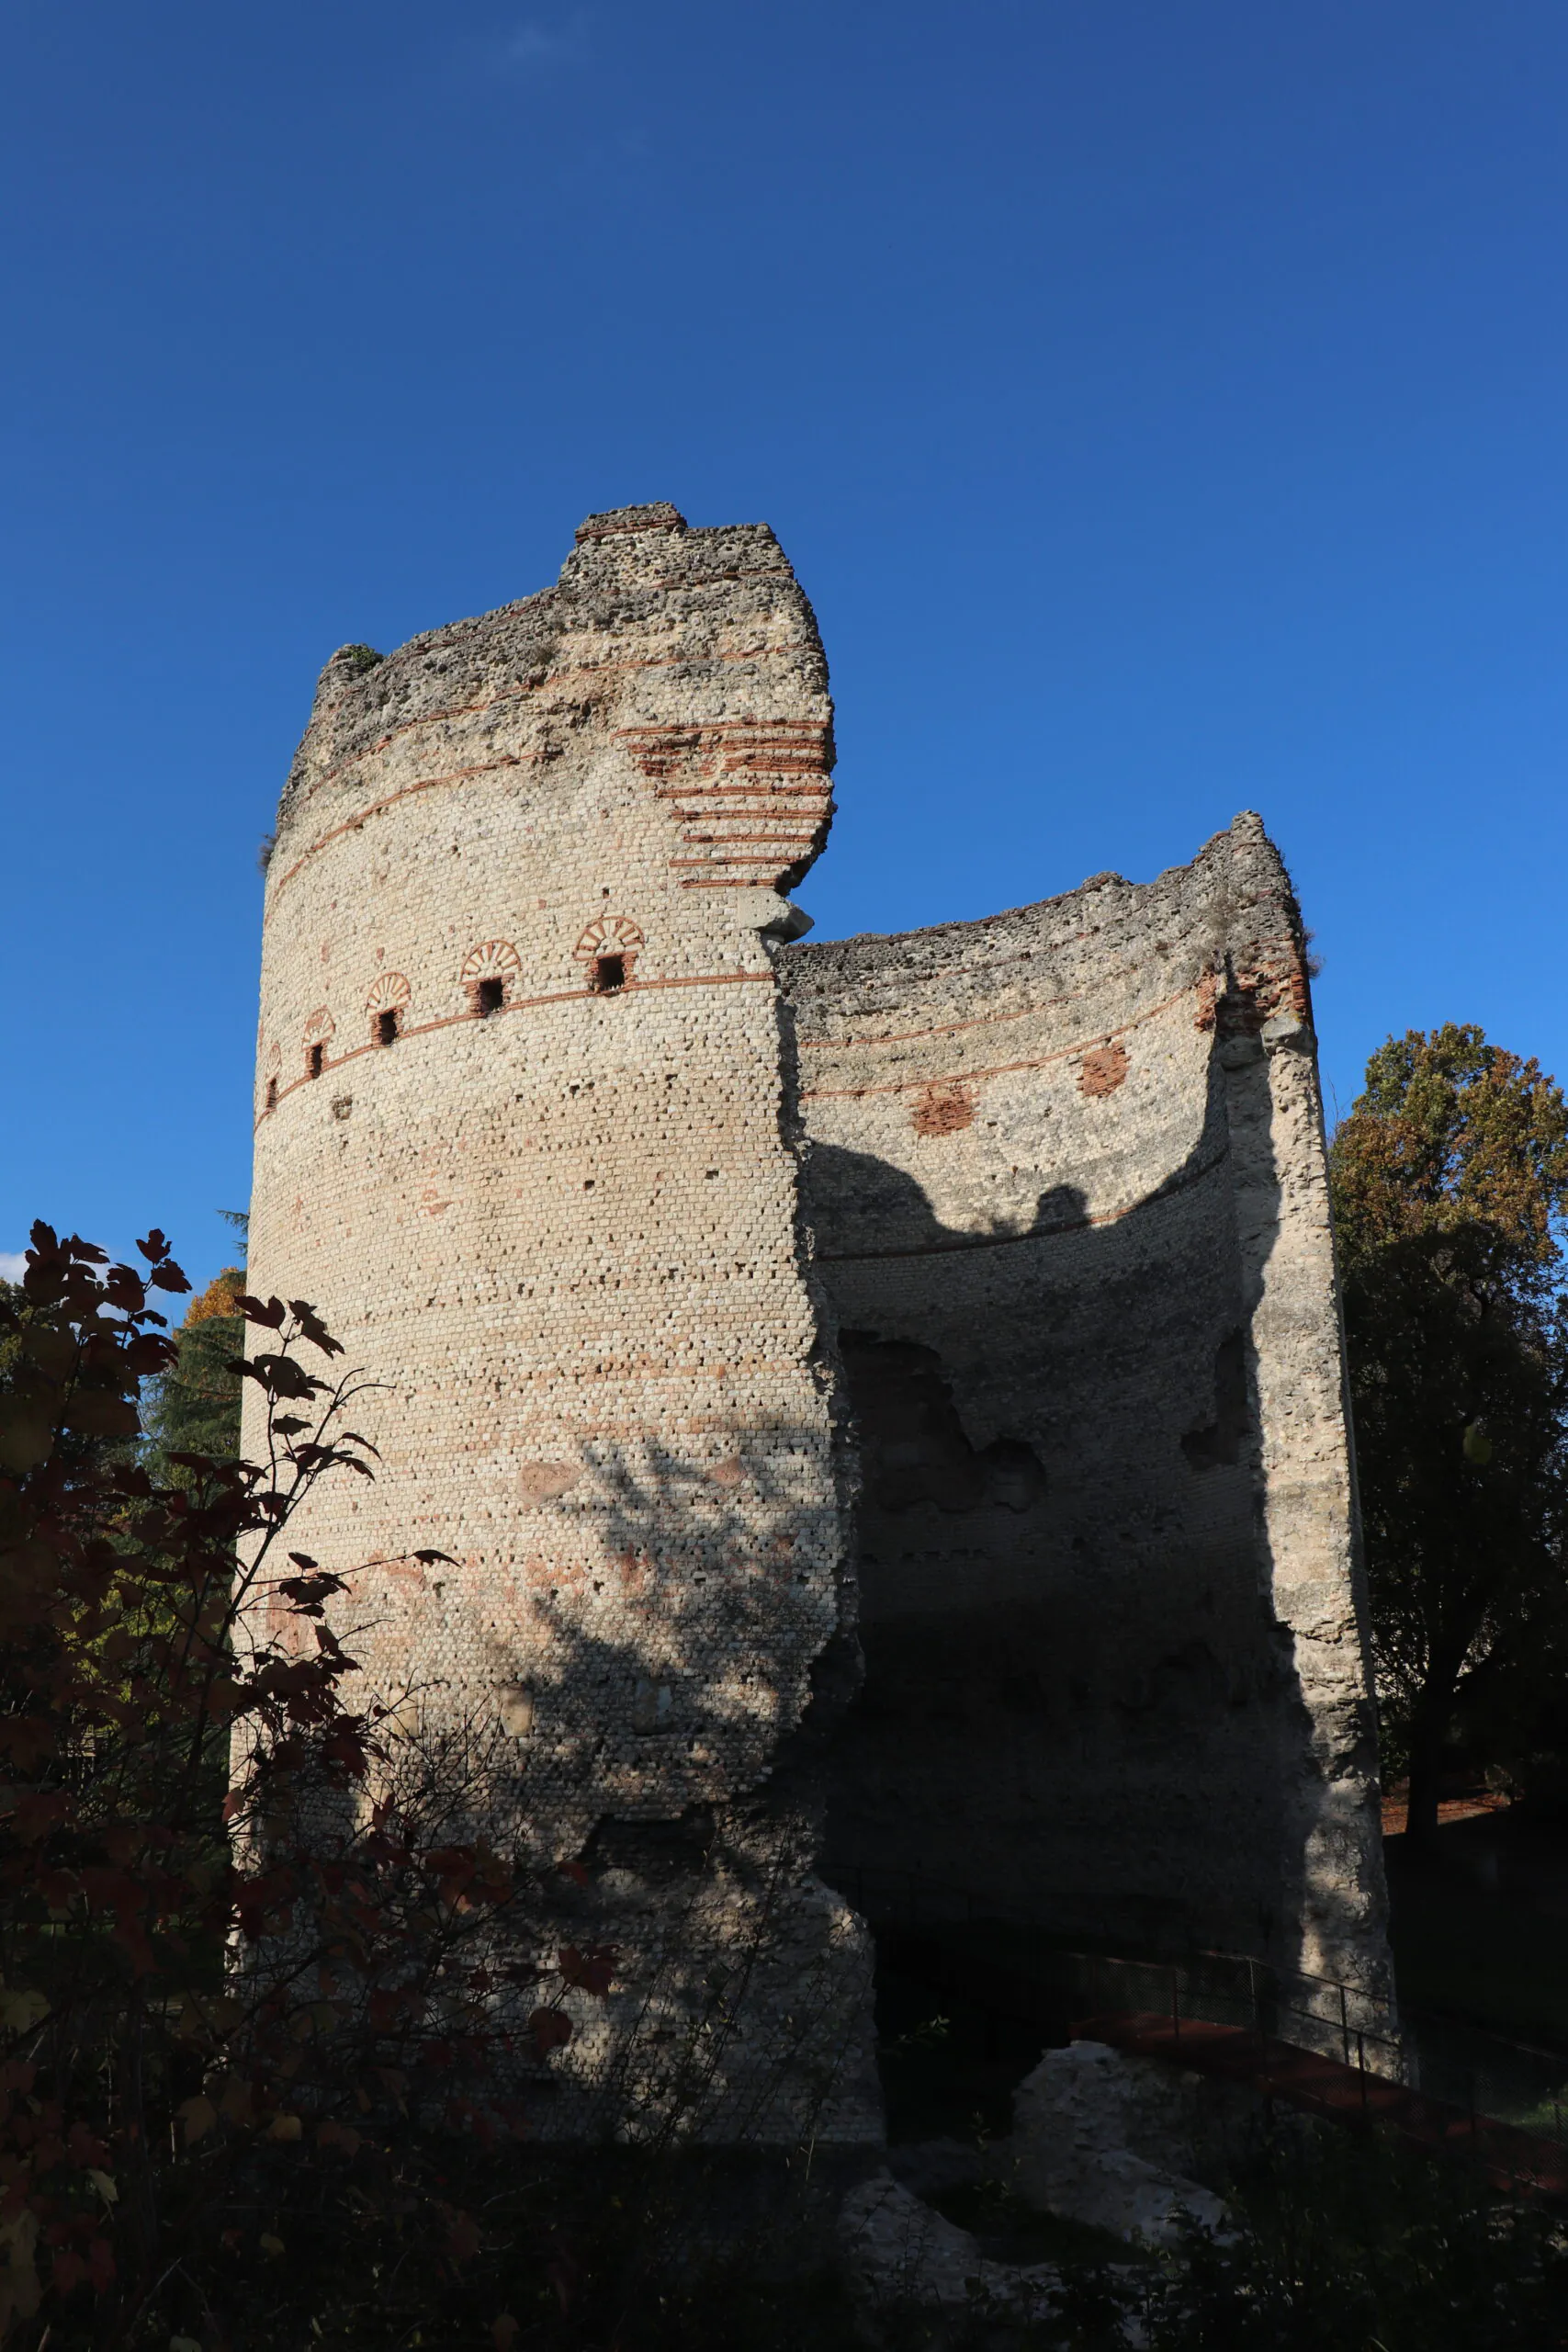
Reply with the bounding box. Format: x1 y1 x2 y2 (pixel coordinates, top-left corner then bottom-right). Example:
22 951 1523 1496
139 1262 244 1476
1329 1023 1568 1845
0 1276 20 1393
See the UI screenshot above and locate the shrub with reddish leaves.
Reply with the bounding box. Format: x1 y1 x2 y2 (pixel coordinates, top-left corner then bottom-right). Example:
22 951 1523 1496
0 1227 597 2348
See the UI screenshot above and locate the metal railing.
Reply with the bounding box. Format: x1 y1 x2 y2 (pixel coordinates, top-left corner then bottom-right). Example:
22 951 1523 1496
836 1860 1568 2154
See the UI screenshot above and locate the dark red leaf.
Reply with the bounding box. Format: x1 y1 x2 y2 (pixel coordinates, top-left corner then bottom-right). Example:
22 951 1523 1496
62 1393 140 1440
528 2008 572 2061
247 1353 321 1401
558 1944 616 1997
287 1300 345 1357
443 2207 482 2265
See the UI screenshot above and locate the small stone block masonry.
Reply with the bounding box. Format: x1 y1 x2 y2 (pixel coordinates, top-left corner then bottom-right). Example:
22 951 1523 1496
246 504 1393 2140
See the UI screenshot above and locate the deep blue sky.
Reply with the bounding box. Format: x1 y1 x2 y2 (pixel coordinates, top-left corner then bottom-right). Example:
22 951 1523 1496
4 0 1566 1291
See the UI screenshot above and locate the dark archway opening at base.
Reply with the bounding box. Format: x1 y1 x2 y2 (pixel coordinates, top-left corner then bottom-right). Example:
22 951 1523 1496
871 1914 1062 2144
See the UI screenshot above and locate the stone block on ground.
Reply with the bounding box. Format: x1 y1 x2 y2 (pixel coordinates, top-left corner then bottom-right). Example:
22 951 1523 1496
1010 2041 1233 2247
838 2173 1063 2340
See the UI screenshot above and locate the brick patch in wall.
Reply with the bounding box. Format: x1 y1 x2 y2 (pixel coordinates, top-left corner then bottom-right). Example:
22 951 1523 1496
1077 1041 1130 1095
910 1079 978 1135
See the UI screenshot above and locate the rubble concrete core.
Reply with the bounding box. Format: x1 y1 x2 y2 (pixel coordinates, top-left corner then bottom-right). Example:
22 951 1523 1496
785 817 1392 1995
244 502 1393 2142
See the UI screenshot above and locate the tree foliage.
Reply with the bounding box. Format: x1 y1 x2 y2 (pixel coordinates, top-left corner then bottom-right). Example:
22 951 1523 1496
0 1224 604 2349
140 1263 246 1477
1134 2123 1568 2351
1329 1024 1568 1841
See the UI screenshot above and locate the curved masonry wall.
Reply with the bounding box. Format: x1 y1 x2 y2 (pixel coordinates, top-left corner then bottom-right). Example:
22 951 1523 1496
782 818 1392 1996
247 505 878 2141
247 508 1392 2142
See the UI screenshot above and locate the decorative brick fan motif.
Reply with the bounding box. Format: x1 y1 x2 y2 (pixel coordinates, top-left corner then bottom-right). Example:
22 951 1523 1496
460 939 522 989
364 973 412 1015
364 973 412 1041
573 916 644 967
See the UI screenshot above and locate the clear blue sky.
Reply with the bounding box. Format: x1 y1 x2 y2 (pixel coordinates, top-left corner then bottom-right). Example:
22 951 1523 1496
4 0 1565 1292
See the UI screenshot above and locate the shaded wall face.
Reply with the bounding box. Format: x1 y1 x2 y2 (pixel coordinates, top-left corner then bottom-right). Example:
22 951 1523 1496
784 824 1390 1992
245 508 877 2140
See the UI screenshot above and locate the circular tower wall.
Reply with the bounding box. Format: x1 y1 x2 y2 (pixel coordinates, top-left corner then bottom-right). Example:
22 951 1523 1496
247 504 854 1866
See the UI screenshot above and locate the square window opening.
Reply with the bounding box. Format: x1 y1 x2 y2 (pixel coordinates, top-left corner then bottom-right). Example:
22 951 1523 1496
591 954 626 994
476 977 504 1017
375 1009 400 1046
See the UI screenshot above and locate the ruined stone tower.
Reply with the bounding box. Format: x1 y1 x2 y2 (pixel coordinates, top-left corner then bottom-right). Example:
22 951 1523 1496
248 503 1391 2136
247 503 877 2138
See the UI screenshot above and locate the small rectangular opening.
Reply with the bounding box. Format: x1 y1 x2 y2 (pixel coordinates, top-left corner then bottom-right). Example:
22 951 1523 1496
591 954 626 994
375 1009 400 1046
307 1041 325 1078
265 1077 279 1110
476 977 504 1017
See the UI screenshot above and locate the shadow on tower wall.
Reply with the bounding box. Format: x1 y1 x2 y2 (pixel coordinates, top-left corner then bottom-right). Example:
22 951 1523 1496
339 1422 881 2147
801 1041 1383 1993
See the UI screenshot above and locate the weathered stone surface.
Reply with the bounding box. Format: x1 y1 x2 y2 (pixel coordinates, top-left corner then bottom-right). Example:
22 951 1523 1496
781 823 1391 1996
838 2173 1063 2334
1009 2044 1231 2246
246 503 1391 2143
247 504 874 2141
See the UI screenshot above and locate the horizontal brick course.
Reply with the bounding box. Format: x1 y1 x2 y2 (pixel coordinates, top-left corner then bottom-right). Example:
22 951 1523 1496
247 512 1392 2142
248 508 877 2143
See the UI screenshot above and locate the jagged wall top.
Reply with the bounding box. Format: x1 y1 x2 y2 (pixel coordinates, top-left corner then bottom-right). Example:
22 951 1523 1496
274 504 835 899
784 812 1310 1056
247 497 857 1845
